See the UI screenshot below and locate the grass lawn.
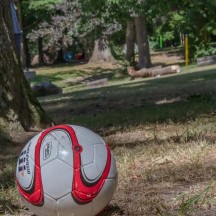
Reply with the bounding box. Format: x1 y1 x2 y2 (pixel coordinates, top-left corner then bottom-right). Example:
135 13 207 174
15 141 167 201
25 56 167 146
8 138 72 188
1 62 216 215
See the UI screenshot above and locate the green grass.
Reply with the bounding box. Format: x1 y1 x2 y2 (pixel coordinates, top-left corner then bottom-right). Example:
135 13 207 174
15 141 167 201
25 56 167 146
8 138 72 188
35 63 216 131
1 62 216 215
68 98 216 130
177 183 213 216
32 63 128 91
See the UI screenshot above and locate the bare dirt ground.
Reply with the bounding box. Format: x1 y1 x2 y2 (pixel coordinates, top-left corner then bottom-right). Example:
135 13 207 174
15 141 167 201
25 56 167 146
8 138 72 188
151 50 185 66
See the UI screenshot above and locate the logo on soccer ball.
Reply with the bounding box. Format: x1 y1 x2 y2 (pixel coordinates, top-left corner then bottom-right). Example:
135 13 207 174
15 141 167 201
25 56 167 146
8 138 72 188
18 150 26 176
18 143 31 177
43 141 52 160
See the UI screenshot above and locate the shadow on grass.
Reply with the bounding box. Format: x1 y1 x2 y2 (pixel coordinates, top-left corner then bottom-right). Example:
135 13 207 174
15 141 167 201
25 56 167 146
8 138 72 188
31 65 216 132
108 131 216 150
100 204 125 216
40 66 216 129
0 199 21 215
49 98 215 132
0 141 19 215
0 131 24 190
0 143 18 189
41 66 216 101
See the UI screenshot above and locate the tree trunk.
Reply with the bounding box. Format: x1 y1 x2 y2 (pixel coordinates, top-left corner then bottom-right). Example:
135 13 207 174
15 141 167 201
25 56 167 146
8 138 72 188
126 19 136 66
0 1 51 141
180 32 184 45
134 16 152 69
17 0 31 68
23 34 31 67
38 37 44 65
89 37 115 64
128 65 181 78
56 48 65 63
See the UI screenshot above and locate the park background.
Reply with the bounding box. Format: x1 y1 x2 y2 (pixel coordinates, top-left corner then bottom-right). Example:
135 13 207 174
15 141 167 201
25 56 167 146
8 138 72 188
1 0 216 215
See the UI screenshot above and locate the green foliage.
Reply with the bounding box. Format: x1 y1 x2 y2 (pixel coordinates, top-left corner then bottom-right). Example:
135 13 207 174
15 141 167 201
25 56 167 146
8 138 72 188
149 0 216 59
21 0 61 30
27 0 61 10
195 43 216 58
177 183 213 216
21 0 216 62
169 12 185 33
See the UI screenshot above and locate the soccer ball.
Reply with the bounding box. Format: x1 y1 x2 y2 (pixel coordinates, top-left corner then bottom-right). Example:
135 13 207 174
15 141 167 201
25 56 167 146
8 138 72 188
16 125 118 216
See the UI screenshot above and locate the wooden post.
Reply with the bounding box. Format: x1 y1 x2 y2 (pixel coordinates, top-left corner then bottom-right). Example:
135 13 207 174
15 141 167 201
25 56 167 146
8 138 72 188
185 34 189 66
160 35 163 49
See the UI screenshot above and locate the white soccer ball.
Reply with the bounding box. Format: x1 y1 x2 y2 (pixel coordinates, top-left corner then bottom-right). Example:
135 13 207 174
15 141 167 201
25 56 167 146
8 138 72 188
16 125 118 216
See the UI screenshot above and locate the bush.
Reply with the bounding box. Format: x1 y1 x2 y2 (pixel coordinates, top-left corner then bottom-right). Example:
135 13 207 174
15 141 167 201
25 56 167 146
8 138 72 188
194 43 216 59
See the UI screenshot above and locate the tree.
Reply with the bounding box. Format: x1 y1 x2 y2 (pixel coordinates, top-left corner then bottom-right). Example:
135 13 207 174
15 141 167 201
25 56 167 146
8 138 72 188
89 37 115 63
80 0 121 63
181 0 216 59
135 16 151 68
0 1 51 141
126 19 136 65
38 37 44 64
27 0 123 64
108 0 153 68
147 0 216 59
27 0 83 62
20 0 61 65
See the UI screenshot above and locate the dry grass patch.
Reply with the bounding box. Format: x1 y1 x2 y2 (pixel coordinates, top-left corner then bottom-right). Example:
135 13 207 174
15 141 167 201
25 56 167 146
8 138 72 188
105 122 216 215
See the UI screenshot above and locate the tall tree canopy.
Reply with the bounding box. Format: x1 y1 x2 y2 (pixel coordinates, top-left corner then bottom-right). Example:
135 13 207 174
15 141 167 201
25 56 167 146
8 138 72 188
27 0 122 63
21 0 216 66
20 0 61 65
